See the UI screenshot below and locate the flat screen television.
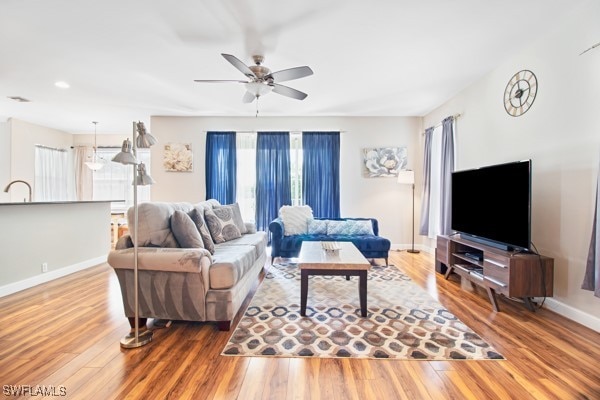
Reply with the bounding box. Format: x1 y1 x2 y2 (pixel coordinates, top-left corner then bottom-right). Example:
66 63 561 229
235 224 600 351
451 159 531 251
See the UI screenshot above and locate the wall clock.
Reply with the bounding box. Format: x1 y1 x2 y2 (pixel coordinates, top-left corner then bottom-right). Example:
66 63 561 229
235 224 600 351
503 69 538 117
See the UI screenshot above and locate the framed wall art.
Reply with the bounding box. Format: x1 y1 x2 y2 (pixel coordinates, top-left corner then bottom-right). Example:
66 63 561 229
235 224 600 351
163 142 193 172
362 146 407 178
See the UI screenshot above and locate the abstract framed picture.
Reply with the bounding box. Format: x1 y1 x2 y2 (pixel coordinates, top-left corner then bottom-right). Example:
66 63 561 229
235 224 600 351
362 146 407 178
163 143 193 172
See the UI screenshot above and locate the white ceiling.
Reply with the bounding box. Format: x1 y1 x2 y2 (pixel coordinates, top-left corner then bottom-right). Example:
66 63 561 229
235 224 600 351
0 0 588 134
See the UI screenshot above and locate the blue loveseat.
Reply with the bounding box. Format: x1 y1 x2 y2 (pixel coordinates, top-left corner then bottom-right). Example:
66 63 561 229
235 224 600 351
269 217 391 265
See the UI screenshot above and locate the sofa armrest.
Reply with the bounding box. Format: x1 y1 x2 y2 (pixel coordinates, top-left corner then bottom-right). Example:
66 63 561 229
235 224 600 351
244 222 257 234
108 247 212 274
115 234 133 249
268 218 285 257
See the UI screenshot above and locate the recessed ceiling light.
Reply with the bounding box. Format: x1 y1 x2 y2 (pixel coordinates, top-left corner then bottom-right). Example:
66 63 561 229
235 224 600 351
55 81 70 89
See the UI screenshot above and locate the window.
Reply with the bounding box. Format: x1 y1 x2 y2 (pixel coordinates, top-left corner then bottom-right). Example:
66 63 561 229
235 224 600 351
34 145 75 201
236 133 257 222
426 125 443 239
234 132 305 223
290 133 303 206
92 148 151 213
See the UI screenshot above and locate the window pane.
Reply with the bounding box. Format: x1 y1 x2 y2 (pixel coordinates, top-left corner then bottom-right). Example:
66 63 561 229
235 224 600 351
236 133 256 222
290 133 303 206
34 146 74 201
93 148 151 212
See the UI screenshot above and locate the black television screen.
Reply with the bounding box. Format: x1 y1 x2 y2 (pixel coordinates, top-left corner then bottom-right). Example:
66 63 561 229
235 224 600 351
451 160 531 251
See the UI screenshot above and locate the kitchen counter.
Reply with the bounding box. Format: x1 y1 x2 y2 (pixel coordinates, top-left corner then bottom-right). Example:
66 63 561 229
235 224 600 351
0 200 124 206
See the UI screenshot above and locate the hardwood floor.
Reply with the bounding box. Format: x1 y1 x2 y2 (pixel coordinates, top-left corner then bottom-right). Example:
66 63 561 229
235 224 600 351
1 251 599 399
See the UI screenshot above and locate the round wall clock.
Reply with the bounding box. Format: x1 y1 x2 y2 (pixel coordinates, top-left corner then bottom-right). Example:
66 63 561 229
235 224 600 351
503 69 538 117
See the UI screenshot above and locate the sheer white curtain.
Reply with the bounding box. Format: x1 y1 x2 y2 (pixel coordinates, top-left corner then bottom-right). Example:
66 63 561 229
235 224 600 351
74 146 93 200
426 126 443 239
92 147 151 212
236 132 257 222
290 132 303 206
34 145 75 201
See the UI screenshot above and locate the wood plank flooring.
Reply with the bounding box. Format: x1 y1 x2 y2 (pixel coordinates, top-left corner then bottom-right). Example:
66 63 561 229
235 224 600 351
1 251 599 399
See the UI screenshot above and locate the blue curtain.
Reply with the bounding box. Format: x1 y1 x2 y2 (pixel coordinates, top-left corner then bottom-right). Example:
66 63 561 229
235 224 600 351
255 132 291 233
302 132 340 218
205 131 236 204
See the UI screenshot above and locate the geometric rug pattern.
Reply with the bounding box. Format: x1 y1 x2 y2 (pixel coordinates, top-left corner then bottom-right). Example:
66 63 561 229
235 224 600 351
222 263 505 360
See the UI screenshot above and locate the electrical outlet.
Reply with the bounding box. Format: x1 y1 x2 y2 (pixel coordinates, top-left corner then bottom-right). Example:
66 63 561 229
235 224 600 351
41 263 48 273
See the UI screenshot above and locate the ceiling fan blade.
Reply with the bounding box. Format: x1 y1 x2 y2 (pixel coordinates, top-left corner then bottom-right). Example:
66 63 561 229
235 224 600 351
242 91 256 103
221 53 256 79
267 66 313 83
193 79 248 83
271 83 308 100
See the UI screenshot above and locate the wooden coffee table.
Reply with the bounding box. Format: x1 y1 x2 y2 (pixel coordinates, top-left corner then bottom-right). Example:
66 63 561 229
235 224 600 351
298 241 371 317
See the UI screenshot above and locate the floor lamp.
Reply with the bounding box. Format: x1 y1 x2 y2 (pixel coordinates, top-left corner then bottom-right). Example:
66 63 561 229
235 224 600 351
112 121 157 348
397 170 420 254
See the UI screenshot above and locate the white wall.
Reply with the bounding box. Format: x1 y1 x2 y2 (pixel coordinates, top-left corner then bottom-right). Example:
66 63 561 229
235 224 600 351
0 122 10 202
0 202 111 296
150 116 422 247
9 118 73 202
423 1 600 328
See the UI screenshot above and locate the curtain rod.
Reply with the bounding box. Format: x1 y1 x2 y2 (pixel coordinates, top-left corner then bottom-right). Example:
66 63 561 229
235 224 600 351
424 113 462 133
35 144 68 152
204 130 348 134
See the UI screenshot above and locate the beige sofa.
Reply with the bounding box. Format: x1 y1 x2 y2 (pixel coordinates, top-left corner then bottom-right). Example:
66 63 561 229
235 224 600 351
107 200 267 331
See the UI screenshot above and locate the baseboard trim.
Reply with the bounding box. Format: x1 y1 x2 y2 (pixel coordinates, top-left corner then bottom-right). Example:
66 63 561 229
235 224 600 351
542 298 600 333
391 244 434 254
0 256 107 298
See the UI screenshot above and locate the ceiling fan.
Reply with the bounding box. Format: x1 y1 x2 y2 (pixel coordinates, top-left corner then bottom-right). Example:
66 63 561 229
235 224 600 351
194 53 313 103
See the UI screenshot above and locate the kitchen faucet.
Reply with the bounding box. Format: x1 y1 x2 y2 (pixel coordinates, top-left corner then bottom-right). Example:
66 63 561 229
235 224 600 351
3 180 32 202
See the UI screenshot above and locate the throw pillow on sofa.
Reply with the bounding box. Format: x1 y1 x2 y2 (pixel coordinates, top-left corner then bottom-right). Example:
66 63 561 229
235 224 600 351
216 203 247 234
307 219 328 234
171 210 205 248
326 220 348 235
345 219 374 235
326 219 374 235
204 207 242 244
279 205 313 236
190 207 215 254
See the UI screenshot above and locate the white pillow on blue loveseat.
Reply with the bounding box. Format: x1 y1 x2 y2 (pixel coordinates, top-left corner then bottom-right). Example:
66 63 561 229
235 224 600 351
307 219 328 234
279 205 313 236
326 219 374 235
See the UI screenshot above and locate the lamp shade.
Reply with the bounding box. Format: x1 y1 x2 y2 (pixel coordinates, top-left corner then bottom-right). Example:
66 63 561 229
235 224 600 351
136 122 157 148
134 162 155 186
397 170 415 185
112 138 138 165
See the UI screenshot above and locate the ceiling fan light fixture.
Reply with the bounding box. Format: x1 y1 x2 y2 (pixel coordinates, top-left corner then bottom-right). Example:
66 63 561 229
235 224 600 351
245 82 273 97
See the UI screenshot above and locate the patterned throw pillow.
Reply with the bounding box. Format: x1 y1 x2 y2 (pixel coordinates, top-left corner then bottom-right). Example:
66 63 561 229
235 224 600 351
326 220 348 235
204 207 242 244
345 219 374 235
190 207 215 254
170 210 205 248
217 203 247 234
307 219 328 234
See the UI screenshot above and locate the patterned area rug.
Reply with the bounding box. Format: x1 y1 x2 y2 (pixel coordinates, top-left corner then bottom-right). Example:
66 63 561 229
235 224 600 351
222 263 504 360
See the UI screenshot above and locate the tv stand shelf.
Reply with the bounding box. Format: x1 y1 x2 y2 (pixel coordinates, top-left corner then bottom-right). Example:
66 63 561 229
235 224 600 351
435 235 554 312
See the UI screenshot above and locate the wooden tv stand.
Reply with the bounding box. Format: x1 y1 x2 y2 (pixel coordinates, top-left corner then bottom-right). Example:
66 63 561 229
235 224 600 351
436 235 554 312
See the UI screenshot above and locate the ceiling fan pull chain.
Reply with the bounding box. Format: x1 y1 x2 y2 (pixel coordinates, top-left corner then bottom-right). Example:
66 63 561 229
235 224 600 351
256 96 259 118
